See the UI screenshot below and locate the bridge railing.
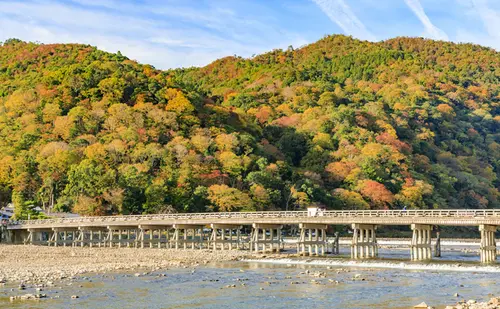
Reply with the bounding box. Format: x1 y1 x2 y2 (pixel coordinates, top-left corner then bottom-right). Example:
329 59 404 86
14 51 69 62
7 209 500 227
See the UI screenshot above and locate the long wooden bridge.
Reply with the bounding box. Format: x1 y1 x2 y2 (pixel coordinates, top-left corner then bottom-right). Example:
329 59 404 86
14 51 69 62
3 209 500 263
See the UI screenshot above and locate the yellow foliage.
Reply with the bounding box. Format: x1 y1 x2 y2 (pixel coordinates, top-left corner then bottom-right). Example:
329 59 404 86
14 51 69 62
208 184 253 212
215 133 238 152
84 143 107 161
165 88 194 114
42 103 61 124
53 116 73 140
191 132 213 153
312 132 333 149
218 151 243 176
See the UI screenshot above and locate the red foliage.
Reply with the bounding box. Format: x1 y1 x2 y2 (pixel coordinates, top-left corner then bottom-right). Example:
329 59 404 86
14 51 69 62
375 132 412 154
359 180 394 207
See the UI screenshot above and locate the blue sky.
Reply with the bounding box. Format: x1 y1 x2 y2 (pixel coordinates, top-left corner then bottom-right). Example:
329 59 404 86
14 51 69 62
0 0 499 69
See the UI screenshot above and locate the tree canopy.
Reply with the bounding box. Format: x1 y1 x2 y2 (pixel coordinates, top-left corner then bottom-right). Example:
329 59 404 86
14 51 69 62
0 35 499 218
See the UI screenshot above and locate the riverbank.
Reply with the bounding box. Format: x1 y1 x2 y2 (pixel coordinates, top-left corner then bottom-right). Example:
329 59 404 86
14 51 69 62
0 244 250 285
444 297 500 309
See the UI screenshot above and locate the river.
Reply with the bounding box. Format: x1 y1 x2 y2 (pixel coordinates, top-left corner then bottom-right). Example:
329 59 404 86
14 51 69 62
1 243 499 309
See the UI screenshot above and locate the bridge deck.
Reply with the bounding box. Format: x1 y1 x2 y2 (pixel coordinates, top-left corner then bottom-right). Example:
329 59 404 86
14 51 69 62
7 209 500 230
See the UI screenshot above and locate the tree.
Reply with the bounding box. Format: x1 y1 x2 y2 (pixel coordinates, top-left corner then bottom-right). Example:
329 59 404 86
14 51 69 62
207 184 254 212
165 88 195 114
357 180 394 209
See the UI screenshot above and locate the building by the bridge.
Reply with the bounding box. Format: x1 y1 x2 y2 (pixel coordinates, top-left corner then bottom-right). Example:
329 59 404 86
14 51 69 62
0 205 14 220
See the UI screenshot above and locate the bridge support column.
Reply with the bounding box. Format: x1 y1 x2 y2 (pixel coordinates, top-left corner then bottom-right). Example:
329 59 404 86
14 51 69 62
250 224 282 253
50 228 78 247
351 224 377 259
332 232 340 255
105 226 139 248
297 224 327 256
479 225 497 263
434 229 441 258
172 225 204 250
138 225 171 249
27 229 52 245
410 224 432 261
210 224 242 250
77 227 108 247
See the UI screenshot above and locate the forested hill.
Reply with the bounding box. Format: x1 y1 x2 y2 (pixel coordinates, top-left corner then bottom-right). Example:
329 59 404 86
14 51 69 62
0 36 499 219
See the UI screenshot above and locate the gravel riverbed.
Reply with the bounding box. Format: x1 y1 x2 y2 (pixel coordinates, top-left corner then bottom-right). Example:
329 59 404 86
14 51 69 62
0 244 250 285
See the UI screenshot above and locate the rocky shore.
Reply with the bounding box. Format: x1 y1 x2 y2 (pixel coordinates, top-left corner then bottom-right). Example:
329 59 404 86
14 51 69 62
0 244 249 285
444 297 500 309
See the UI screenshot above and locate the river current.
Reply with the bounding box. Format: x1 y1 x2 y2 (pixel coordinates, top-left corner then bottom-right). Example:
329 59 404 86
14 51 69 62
1 244 499 309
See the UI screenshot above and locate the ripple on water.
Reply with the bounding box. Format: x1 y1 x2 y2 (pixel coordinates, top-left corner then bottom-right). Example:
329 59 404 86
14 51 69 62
1 256 500 309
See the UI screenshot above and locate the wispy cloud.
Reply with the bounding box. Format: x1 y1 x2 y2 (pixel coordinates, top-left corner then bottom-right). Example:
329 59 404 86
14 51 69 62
1 0 500 68
470 0 500 40
0 0 308 69
404 0 449 40
311 0 377 41
453 0 500 50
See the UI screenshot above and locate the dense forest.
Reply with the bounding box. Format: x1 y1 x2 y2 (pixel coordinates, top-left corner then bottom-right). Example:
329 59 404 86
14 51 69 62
0 35 499 219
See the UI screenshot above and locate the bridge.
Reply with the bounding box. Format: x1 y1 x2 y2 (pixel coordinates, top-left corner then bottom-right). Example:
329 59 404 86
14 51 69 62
3 209 500 263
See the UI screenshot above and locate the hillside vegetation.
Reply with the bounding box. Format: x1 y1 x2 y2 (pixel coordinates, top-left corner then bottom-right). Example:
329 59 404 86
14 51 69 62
0 35 499 218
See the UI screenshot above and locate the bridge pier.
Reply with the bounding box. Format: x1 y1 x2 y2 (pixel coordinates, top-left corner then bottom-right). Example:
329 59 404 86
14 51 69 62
479 224 497 263
105 226 138 248
434 229 441 258
172 224 205 250
250 224 282 253
351 224 377 259
332 232 340 255
49 227 78 247
26 228 53 245
0 224 9 243
75 226 108 247
297 223 327 256
210 224 242 250
410 224 432 261
138 225 171 248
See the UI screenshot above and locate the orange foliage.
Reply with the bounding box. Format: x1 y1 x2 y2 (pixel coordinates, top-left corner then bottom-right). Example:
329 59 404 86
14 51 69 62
325 161 357 182
358 180 394 208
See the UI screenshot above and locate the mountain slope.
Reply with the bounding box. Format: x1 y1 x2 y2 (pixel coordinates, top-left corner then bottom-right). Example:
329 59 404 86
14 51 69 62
0 35 499 218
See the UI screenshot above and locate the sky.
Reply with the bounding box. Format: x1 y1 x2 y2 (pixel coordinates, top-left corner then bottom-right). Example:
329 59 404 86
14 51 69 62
0 0 499 69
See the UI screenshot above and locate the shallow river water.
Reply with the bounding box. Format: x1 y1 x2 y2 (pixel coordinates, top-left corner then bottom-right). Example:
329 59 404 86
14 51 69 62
1 245 499 309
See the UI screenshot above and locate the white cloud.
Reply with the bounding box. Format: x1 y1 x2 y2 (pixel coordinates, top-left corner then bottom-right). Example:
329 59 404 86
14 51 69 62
404 0 449 41
0 0 308 69
453 0 500 51
311 0 377 41
470 0 500 40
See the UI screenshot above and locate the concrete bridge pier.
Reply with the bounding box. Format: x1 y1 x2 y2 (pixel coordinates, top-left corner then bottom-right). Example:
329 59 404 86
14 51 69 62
105 226 138 248
479 224 497 263
297 223 328 256
351 224 378 259
75 226 108 247
410 224 432 261
12 229 28 244
332 232 340 255
49 227 78 247
0 224 9 243
250 224 282 253
434 228 441 258
172 224 205 250
210 224 242 250
138 225 171 248
26 228 53 245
